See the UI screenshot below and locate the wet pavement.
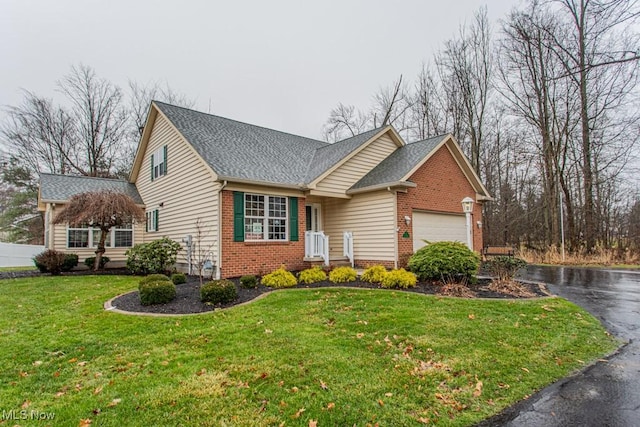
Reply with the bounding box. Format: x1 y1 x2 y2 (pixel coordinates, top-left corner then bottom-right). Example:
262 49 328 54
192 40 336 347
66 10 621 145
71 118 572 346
480 266 640 426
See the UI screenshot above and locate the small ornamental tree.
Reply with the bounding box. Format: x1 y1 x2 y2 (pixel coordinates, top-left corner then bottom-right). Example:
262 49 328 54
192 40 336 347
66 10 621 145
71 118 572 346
53 190 144 271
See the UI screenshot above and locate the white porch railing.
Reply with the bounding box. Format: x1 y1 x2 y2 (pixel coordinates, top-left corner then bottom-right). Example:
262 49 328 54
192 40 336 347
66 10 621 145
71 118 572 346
305 231 329 266
343 231 354 267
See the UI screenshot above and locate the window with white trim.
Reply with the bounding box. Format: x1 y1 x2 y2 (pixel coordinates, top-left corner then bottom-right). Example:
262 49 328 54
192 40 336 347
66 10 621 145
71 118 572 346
67 223 133 248
146 209 159 232
151 146 167 180
244 194 287 241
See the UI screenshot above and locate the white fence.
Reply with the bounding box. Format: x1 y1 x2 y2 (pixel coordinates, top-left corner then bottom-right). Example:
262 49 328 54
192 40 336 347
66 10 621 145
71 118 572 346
0 242 44 267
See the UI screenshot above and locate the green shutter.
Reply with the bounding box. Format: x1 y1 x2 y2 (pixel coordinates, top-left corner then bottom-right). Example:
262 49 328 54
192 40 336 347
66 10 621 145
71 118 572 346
150 154 155 181
154 209 159 231
163 145 168 175
289 197 298 241
233 192 244 242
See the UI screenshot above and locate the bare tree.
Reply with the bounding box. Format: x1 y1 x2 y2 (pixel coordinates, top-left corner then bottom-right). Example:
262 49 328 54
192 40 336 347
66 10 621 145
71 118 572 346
53 190 144 270
189 218 215 284
322 103 371 142
57 64 129 177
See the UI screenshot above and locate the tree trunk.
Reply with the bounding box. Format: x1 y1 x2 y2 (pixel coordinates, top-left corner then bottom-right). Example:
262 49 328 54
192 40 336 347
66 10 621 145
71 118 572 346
94 227 109 271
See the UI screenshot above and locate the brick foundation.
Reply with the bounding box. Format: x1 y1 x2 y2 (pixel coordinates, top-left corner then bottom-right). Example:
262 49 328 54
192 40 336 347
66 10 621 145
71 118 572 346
220 190 307 278
354 259 396 269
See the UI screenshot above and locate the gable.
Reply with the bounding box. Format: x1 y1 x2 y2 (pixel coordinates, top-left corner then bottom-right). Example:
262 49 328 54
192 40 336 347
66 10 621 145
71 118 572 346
311 129 403 196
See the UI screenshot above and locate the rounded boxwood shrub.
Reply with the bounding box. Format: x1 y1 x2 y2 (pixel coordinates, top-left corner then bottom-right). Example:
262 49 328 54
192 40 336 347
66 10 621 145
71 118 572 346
361 265 388 283
408 241 480 282
139 280 176 305
139 274 171 286
61 254 79 272
484 256 527 281
33 249 67 275
201 279 238 304
125 237 181 275
261 267 297 288
171 272 187 285
298 266 327 284
329 266 357 283
381 268 417 289
84 256 109 270
240 275 258 288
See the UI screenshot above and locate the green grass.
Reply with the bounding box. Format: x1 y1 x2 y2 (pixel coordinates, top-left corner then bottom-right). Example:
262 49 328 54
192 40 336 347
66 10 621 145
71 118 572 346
0 265 37 272
0 276 618 426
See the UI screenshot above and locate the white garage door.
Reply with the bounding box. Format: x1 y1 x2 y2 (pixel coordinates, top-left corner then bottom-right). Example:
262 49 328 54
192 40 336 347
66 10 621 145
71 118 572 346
412 211 466 251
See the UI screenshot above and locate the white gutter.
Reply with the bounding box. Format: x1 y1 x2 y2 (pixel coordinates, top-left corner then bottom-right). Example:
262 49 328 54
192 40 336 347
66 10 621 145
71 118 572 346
216 180 228 279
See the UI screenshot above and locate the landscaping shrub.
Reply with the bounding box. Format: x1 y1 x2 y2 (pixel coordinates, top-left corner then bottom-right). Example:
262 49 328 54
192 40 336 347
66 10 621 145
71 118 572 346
361 265 388 283
329 266 357 283
201 279 238 304
408 241 480 283
380 268 417 289
298 266 327 284
61 254 79 272
126 237 181 275
84 256 109 270
139 280 176 305
33 250 67 275
171 272 187 285
139 274 171 286
484 256 528 281
240 275 258 288
261 267 297 288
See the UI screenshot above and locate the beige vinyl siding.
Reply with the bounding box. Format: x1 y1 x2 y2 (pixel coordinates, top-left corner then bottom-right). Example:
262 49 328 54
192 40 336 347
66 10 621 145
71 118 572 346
322 190 395 261
315 135 398 195
51 219 144 262
136 114 220 267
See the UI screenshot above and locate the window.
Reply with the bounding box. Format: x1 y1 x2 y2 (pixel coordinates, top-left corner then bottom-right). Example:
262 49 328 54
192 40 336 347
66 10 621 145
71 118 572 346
150 145 167 180
244 194 287 241
67 224 134 248
146 209 159 232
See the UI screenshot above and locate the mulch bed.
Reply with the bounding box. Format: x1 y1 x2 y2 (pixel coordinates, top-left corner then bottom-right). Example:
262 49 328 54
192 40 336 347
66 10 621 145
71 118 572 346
110 276 550 315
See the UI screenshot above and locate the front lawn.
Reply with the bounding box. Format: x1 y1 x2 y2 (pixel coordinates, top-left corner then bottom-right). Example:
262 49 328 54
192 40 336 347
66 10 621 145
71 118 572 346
0 276 617 426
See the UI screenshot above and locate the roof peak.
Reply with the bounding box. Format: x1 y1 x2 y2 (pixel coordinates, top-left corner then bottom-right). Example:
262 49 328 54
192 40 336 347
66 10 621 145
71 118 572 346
153 100 328 145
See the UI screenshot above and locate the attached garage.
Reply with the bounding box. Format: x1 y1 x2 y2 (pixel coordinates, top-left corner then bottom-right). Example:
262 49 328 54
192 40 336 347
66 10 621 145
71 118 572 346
412 211 467 252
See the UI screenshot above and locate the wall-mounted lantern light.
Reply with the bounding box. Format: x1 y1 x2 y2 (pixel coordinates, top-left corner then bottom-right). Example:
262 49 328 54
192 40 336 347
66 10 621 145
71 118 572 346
461 197 475 250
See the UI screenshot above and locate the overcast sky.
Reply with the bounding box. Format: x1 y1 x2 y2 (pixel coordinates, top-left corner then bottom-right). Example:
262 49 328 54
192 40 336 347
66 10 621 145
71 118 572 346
1 0 517 140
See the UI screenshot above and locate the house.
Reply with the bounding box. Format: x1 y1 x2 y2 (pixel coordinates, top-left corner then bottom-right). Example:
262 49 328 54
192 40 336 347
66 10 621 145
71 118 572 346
38 101 490 277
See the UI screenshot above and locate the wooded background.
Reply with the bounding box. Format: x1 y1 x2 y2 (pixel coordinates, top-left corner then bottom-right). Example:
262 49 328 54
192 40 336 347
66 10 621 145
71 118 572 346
1 0 639 260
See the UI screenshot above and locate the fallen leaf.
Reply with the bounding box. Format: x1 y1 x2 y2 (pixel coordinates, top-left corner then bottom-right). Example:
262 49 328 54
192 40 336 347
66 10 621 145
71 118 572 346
417 417 430 424
265 329 273 334
53 371 60 377
473 380 483 397
260 372 269 379
78 419 92 427
291 386 299 393
319 380 328 390
92 409 101 416
384 392 393 397
468 314 475 320
75 383 83 391
107 398 121 407
69 358 78 363
541 305 554 312
55 391 66 398
356 333 365 339
196 368 206 376
378 399 384 406
93 386 103 395
327 402 335 410
19 371 28 378
21 400 31 409
33 360 43 367
293 408 305 419
309 420 318 427
498 382 510 389
279 400 287 407
78 361 87 367
521 367 530 373
161 360 169 366
278 380 285 387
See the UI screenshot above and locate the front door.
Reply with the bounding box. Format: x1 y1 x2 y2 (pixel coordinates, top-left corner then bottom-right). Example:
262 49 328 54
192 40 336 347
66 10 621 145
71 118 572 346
305 203 322 232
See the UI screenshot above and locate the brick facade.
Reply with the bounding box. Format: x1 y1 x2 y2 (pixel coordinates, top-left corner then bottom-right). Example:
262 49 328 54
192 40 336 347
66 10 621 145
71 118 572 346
396 144 483 267
220 190 307 278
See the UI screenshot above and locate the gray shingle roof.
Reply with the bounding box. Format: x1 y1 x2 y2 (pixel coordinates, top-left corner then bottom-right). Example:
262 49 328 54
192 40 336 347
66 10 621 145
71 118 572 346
39 173 143 204
350 134 448 191
304 127 385 183
154 102 329 186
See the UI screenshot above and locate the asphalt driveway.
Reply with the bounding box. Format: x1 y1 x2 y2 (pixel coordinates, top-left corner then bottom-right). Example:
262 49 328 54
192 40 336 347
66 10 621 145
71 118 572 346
479 266 640 426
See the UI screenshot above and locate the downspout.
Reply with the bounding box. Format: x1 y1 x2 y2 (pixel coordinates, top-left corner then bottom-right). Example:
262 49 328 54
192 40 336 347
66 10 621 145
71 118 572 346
216 180 228 279
388 187 398 269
